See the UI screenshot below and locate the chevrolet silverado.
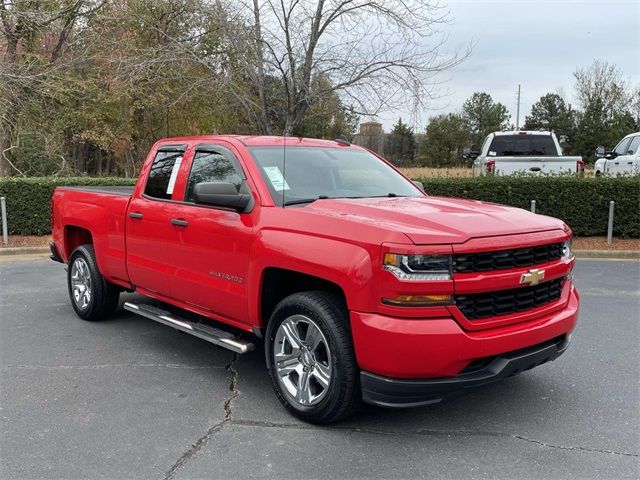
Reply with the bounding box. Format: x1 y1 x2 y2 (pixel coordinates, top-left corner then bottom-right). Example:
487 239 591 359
51 135 580 423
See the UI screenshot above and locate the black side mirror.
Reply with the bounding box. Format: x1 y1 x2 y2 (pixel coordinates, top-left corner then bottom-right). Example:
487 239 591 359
412 180 425 192
193 182 252 212
462 147 479 160
595 146 605 158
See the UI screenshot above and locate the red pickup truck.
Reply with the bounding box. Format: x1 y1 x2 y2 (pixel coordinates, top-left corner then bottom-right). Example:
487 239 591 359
51 135 580 423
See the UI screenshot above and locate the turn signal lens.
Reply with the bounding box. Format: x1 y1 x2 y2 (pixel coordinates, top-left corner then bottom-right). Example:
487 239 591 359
382 294 453 306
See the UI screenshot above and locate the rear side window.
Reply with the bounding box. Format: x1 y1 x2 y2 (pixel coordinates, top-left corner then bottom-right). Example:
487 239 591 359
626 136 640 156
144 150 184 200
488 135 558 156
185 150 243 202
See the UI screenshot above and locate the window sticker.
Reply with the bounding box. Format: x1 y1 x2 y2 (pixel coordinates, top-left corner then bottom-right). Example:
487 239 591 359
263 166 290 190
488 151 497 156
166 155 183 195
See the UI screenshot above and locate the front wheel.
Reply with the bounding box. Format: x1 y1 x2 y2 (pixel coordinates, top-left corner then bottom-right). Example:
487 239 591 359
265 291 360 424
67 244 120 321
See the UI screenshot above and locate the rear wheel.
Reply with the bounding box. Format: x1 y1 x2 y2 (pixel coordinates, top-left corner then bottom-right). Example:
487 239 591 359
67 244 120 321
265 291 360 424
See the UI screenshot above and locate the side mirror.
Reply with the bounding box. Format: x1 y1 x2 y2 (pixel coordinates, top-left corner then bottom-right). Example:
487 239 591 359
412 180 425 192
595 146 605 158
462 147 479 160
605 152 617 160
193 182 252 212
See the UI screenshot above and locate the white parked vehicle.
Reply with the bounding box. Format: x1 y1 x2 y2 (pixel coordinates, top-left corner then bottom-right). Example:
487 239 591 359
464 131 584 177
594 132 640 177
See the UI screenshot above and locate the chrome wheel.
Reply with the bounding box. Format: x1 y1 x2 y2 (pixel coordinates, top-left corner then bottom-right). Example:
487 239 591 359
70 257 92 310
273 314 332 406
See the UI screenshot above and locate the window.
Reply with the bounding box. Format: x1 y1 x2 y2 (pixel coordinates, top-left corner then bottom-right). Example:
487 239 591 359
487 135 559 156
613 138 631 156
625 135 640 156
144 150 184 200
185 150 243 202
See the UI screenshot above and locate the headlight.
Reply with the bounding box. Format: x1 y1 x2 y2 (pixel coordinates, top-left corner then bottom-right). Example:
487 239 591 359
562 239 573 260
383 253 452 281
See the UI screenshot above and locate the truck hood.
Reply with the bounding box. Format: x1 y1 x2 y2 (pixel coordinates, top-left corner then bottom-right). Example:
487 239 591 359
301 196 567 244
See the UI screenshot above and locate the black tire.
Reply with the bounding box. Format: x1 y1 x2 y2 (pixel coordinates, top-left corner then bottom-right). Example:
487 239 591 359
595 170 602 177
265 290 360 424
67 244 120 321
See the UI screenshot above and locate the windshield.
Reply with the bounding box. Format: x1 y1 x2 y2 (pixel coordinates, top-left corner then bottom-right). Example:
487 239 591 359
488 135 559 156
249 146 422 206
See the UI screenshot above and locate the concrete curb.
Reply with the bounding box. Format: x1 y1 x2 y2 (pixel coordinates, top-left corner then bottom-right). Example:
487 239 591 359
1 246 638 260
0 247 50 256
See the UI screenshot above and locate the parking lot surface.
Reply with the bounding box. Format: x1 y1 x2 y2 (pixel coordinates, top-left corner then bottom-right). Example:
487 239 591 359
1 256 638 479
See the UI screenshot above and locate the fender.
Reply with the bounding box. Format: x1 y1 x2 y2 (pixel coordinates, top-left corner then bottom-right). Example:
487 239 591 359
57 194 129 284
249 229 377 327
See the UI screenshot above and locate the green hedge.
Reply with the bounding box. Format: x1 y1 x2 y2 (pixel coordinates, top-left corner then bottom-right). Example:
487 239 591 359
417 176 640 237
0 177 136 235
0 176 638 237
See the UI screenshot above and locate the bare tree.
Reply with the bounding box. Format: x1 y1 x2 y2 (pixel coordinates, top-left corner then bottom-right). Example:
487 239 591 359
573 60 631 118
223 0 469 135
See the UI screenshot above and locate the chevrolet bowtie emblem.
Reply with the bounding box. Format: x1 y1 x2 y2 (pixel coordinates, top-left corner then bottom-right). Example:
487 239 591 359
521 268 545 286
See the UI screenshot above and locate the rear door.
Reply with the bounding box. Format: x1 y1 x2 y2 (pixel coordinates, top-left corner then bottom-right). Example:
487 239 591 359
126 145 188 296
166 143 255 325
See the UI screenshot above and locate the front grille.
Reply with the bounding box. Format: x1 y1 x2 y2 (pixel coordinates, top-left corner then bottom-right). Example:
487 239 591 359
453 242 564 273
455 278 564 320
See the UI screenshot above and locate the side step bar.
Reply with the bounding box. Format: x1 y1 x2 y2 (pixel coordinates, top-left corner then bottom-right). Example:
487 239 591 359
124 302 254 354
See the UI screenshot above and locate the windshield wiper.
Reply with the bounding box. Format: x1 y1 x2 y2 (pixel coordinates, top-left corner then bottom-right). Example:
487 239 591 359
284 195 329 206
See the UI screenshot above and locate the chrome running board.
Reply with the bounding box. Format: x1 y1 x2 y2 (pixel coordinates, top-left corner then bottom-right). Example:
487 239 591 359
123 302 254 354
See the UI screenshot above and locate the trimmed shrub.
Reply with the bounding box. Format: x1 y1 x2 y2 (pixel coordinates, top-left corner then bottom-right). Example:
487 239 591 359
417 176 640 237
0 177 136 235
0 175 638 237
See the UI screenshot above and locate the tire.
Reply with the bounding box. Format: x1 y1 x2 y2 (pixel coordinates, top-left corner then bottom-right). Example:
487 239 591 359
595 170 601 177
67 244 120 321
265 290 360 424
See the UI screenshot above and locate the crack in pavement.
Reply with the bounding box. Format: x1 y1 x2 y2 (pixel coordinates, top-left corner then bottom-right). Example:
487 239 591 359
161 354 239 480
229 419 638 458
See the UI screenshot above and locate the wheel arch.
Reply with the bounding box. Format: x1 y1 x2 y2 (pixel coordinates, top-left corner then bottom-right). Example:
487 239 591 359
259 267 347 330
64 225 93 259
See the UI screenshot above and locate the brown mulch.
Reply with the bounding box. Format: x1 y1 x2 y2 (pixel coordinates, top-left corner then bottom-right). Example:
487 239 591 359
0 235 52 248
1 234 638 251
571 236 639 251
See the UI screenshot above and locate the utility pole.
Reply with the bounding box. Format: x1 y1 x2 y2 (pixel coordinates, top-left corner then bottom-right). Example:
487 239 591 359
516 84 521 130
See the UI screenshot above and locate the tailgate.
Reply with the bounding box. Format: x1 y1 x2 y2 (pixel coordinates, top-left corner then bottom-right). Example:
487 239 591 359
494 156 579 176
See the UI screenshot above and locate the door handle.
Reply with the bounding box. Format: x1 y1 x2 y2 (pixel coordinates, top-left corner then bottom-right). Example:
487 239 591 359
171 218 189 227
128 212 143 220
627 162 633 165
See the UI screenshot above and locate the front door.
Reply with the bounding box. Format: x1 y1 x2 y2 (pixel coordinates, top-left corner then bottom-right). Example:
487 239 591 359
167 144 255 325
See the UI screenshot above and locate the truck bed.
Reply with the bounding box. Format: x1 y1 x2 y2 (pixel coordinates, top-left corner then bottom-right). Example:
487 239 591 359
59 185 134 196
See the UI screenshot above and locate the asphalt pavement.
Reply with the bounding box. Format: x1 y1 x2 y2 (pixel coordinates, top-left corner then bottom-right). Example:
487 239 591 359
1 256 638 479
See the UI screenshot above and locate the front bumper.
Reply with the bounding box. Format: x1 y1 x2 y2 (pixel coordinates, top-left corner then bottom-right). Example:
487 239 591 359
350 283 579 405
361 334 570 407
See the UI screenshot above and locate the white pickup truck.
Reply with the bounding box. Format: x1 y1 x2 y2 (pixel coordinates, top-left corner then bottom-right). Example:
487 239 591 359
465 131 584 177
594 132 640 177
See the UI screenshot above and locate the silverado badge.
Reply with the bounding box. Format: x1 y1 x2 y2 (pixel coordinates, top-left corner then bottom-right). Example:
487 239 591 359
520 268 545 286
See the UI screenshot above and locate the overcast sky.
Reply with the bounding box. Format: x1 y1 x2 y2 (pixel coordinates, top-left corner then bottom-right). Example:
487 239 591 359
376 0 640 132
